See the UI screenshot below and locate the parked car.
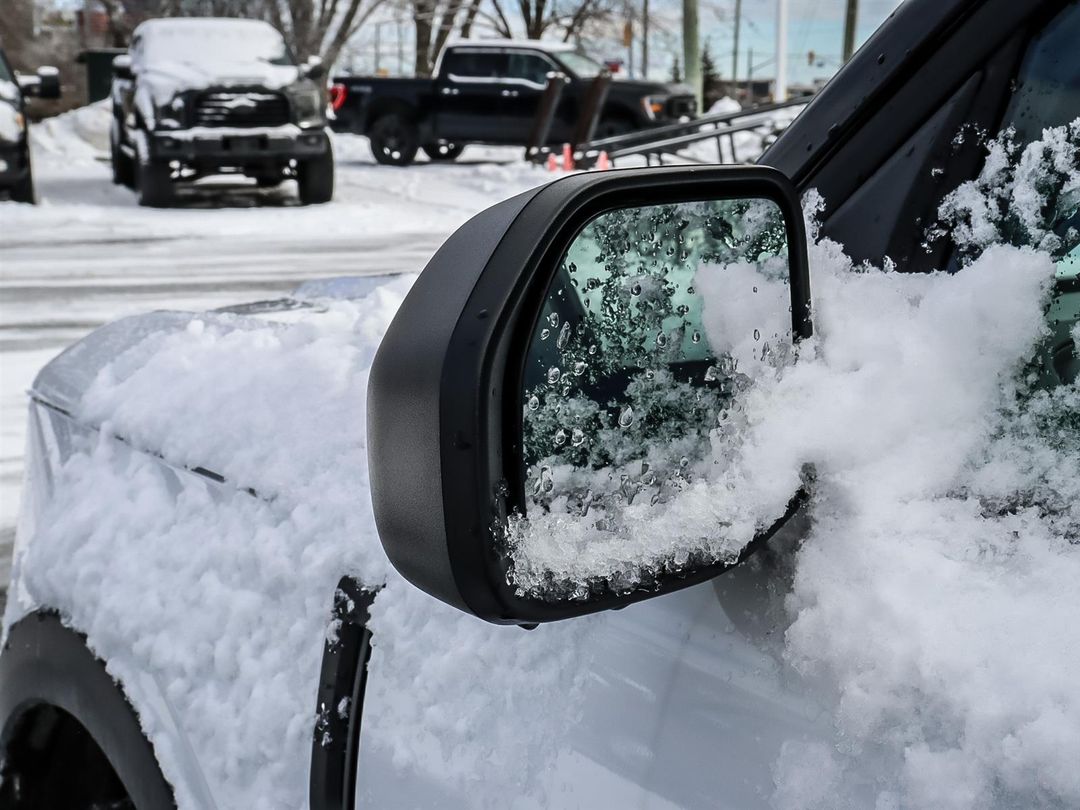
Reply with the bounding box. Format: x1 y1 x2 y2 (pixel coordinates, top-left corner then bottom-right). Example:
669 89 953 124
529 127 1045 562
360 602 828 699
0 48 60 204
330 40 697 166
2 0 1078 808
109 18 334 207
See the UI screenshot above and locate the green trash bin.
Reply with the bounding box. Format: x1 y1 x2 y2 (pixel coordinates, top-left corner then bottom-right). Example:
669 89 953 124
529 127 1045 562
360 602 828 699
77 49 127 104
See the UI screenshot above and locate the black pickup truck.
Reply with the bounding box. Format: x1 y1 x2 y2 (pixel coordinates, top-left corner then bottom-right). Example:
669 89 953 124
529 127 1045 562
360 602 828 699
330 41 696 165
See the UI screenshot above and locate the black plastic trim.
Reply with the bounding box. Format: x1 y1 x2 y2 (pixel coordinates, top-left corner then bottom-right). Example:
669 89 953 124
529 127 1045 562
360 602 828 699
310 578 377 810
0 612 176 809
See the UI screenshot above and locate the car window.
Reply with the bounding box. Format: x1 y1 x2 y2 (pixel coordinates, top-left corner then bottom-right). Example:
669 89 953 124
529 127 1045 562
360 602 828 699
443 50 505 81
505 53 555 85
0 53 14 84
1001 0 1080 143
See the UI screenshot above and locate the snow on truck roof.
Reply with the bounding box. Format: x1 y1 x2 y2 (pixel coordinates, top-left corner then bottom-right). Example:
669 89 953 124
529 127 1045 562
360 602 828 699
446 38 577 52
134 17 284 45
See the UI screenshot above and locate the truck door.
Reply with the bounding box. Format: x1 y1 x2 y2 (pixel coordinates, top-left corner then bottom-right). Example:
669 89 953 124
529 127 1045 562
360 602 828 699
434 49 507 143
501 50 561 142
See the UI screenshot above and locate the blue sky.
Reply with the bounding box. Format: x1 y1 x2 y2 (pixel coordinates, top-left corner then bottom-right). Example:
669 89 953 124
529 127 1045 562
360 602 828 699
633 0 905 84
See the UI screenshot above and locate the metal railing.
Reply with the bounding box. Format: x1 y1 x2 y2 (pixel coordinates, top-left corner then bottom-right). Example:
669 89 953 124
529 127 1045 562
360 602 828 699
575 97 810 168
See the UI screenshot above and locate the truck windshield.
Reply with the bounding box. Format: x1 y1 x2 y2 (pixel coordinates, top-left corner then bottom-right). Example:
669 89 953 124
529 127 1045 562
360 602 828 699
141 23 294 67
556 51 605 78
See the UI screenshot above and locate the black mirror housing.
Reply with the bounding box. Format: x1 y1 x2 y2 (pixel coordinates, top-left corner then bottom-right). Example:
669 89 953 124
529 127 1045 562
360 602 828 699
368 166 812 625
304 56 326 81
112 54 133 81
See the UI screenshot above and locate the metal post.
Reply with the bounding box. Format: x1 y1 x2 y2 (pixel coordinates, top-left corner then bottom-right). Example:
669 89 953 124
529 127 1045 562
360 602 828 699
642 0 650 78
683 0 701 112
843 0 858 62
731 0 741 92
774 0 788 101
374 22 381 74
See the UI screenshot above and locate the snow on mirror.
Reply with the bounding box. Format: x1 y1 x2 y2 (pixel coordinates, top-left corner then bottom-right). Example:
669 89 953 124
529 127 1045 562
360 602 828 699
509 197 800 602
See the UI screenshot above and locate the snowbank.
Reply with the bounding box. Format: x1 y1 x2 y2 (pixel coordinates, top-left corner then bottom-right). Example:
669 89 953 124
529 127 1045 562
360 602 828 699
29 99 111 160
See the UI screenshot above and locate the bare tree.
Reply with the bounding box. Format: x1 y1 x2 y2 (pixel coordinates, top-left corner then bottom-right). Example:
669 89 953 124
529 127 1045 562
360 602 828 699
483 0 615 41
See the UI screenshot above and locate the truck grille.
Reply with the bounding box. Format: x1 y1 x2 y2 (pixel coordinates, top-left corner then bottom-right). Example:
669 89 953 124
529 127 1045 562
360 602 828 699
193 92 290 128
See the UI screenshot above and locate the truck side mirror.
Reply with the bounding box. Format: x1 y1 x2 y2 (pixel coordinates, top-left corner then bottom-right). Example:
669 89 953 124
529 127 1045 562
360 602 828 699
17 66 61 99
303 55 325 81
112 54 133 81
368 166 813 625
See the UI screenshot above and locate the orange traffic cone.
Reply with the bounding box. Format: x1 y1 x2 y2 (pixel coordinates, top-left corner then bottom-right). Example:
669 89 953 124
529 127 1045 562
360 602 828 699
546 153 559 172
596 150 611 170
562 143 574 171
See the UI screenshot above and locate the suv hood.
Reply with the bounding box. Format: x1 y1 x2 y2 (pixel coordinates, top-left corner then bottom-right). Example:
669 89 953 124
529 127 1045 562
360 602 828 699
138 59 300 105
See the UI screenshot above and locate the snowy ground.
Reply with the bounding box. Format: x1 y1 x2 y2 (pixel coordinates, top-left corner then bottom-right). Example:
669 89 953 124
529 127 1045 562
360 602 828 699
0 105 556 582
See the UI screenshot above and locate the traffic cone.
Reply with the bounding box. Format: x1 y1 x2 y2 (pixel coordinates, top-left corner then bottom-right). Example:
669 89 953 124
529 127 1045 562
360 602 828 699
596 150 611 170
562 143 574 171
546 153 559 172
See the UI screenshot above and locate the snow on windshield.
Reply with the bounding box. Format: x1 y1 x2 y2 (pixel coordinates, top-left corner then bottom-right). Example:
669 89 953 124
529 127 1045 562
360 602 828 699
136 20 292 67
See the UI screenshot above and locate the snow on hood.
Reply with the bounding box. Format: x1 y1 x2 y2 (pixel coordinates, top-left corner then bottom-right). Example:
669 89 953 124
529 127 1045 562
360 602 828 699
138 61 301 106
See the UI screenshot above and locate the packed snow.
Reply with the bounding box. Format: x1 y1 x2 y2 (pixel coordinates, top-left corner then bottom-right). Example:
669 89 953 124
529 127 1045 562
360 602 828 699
2 98 1078 810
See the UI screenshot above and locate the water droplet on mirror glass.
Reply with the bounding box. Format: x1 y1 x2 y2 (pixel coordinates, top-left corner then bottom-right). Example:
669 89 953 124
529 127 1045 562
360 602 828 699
588 344 597 355
571 428 585 446
691 331 701 343
547 312 559 328
630 282 642 296
687 286 695 295
679 456 689 468
655 332 667 347
676 304 689 316
718 355 736 375
540 328 550 340
568 261 577 273
573 361 586 376
752 286 758 293
618 405 635 428
527 394 540 411
704 365 719 382
557 322 571 349
554 429 567 446
753 328 761 341
645 369 655 380
547 367 561 384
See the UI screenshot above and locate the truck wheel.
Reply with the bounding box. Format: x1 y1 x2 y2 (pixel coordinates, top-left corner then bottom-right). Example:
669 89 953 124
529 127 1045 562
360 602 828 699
137 159 173 208
111 141 135 188
10 154 36 204
422 142 464 162
298 151 334 205
369 114 419 166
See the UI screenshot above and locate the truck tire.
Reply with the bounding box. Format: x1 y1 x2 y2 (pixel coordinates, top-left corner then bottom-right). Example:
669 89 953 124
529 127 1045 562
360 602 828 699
111 141 135 188
369 114 419 166
422 142 464 162
298 151 334 205
137 159 173 208
10 155 36 205
596 114 637 140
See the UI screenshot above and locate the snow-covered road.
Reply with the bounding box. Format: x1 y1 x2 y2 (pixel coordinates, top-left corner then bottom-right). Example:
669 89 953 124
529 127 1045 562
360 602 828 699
0 105 549 581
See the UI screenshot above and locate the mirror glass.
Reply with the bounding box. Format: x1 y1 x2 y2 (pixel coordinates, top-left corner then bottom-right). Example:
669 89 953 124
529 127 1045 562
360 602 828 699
509 197 801 602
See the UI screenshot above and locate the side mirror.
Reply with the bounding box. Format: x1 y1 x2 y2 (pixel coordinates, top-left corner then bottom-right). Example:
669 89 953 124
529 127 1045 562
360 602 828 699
112 54 133 81
16 66 60 99
368 166 813 625
303 55 325 81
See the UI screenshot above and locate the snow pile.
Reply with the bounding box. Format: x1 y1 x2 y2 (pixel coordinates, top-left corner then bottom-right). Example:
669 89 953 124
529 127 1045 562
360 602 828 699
29 99 111 160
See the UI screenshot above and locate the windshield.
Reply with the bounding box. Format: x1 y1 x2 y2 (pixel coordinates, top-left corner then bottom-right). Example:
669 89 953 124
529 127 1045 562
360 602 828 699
139 22 293 67
555 51 605 78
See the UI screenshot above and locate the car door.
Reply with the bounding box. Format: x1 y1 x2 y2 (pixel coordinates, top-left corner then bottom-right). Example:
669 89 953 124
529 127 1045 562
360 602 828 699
434 49 508 144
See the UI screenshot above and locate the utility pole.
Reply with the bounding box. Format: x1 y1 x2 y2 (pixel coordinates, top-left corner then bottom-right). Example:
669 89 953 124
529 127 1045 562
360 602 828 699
731 0 741 92
774 0 788 101
642 0 650 78
842 0 858 62
683 0 701 112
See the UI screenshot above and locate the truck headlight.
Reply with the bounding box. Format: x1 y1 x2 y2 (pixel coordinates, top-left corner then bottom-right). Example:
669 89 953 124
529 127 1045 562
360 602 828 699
642 95 668 120
156 96 185 130
287 85 324 128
